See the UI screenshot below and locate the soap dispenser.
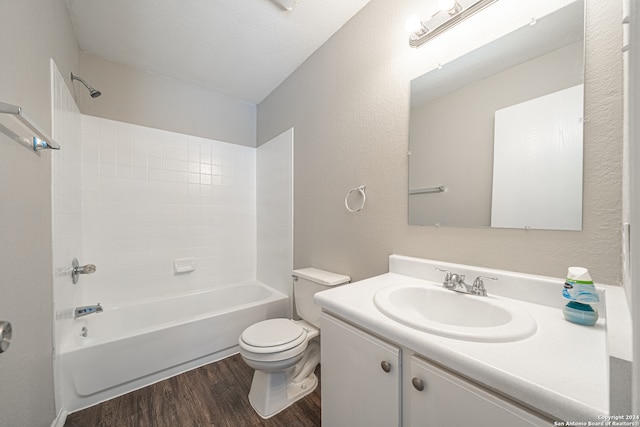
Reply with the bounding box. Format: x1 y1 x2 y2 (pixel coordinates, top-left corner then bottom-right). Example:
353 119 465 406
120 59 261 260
562 267 599 326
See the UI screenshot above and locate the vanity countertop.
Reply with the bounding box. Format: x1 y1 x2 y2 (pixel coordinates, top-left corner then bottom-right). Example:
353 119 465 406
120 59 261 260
315 269 609 423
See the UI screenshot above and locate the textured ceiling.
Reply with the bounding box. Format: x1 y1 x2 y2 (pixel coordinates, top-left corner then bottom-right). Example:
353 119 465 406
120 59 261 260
64 0 371 104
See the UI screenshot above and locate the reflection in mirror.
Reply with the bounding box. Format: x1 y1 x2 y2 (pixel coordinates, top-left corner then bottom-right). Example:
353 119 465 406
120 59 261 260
408 0 584 230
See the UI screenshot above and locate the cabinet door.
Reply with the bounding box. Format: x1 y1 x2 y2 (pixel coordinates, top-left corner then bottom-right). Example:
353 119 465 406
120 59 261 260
407 355 551 427
321 313 401 427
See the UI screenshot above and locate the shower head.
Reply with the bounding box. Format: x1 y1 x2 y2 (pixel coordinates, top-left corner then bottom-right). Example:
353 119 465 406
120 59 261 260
71 73 101 98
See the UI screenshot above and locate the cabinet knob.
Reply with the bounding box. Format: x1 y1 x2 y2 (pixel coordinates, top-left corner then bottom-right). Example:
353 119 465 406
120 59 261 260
380 360 391 373
412 377 425 391
0 321 12 353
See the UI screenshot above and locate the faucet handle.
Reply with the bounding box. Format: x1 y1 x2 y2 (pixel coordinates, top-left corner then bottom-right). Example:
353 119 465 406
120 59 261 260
471 276 497 296
435 268 452 284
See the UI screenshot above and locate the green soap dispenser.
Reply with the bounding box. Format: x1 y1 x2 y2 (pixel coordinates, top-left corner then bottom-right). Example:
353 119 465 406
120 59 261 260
562 267 599 326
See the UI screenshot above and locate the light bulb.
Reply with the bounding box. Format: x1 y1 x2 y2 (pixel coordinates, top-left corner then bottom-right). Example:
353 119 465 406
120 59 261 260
405 14 423 33
438 0 456 11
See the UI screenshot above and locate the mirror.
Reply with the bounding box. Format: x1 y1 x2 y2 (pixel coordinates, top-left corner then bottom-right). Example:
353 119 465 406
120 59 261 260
408 1 584 230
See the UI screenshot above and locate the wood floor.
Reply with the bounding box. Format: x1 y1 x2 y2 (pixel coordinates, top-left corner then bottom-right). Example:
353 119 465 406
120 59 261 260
64 354 321 427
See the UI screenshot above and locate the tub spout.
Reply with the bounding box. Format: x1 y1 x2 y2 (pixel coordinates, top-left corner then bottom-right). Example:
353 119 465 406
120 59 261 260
74 303 103 319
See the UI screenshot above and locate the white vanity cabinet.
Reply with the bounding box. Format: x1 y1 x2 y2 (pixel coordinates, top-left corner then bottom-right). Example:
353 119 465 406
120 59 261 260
321 313 551 427
407 355 551 426
321 313 401 427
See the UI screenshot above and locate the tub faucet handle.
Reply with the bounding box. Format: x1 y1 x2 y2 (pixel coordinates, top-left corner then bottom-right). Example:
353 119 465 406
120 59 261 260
80 264 96 274
72 258 96 284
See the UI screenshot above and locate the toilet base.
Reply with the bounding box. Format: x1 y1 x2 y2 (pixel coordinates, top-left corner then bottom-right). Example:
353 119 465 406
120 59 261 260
248 369 318 419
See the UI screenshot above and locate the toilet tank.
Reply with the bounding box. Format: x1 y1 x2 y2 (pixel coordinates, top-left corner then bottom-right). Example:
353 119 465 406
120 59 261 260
292 267 350 327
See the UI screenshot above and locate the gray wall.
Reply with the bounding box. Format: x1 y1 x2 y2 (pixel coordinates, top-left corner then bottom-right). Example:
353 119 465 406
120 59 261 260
0 0 79 425
258 0 623 285
77 52 257 148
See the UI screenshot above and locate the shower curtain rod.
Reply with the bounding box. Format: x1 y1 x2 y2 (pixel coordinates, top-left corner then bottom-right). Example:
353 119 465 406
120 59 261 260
0 101 61 151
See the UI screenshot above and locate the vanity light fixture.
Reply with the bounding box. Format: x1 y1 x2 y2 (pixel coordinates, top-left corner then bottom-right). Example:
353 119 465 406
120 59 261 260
438 0 463 16
406 0 498 48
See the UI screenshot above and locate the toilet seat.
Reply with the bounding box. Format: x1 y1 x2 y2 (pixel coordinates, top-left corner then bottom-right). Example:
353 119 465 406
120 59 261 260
240 319 307 354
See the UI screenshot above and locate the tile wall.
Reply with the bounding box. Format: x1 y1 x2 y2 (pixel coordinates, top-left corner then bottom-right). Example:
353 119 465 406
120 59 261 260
51 59 84 410
80 116 257 304
51 61 84 335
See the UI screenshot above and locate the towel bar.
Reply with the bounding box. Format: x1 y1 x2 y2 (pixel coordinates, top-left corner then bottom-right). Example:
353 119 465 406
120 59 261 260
0 101 61 151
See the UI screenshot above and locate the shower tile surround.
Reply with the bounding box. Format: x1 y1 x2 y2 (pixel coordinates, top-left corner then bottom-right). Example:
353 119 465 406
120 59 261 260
51 62 84 412
51 60 297 413
80 115 257 304
52 65 83 309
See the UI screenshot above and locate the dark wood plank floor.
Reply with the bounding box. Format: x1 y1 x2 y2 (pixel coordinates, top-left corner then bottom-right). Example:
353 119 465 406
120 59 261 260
65 354 321 427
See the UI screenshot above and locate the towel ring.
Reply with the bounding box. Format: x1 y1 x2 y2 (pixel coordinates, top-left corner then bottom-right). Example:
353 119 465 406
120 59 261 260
345 185 366 213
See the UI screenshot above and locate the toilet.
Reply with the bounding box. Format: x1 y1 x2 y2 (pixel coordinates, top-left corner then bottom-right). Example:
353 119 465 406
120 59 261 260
238 267 350 419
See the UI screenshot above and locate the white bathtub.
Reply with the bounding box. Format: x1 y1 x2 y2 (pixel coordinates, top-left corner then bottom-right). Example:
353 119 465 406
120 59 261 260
58 281 288 413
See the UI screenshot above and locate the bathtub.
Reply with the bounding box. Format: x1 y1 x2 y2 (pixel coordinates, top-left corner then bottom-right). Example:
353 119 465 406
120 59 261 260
58 281 288 413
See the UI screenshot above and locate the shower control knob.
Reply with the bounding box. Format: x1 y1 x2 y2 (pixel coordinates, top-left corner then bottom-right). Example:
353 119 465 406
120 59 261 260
0 321 12 353
380 360 391 373
72 258 96 284
79 264 96 274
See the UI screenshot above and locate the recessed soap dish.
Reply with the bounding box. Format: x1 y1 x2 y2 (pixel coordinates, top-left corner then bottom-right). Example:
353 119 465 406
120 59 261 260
174 258 195 274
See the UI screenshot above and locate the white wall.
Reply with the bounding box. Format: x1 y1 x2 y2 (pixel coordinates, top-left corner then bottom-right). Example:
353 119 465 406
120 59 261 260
0 0 79 425
76 53 258 148
257 128 294 302
79 116 256 304
257 0 623 286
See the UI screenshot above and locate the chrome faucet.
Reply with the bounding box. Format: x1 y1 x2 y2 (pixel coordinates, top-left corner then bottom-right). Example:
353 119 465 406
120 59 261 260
74 303 103 319
435 268 497 296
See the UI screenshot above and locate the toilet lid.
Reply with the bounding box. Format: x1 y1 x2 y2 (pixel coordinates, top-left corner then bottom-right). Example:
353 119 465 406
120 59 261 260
241 319 305 349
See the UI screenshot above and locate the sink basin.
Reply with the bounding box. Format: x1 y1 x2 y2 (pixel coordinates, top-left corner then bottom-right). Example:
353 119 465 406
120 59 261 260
373 284 537 342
